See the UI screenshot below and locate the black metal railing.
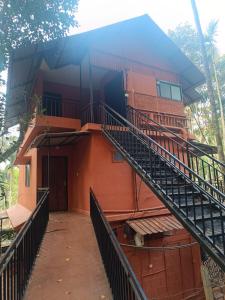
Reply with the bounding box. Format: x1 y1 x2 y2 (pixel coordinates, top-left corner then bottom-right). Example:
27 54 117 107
80 101 103 126
127 106 225 195
100 103 225 270
0 190 49 300
90 190 147 300
39 95 80 119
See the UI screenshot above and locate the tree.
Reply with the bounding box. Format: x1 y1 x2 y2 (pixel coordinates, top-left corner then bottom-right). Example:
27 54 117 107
204 20 225 150
169 19 225 163
0 0 79 164
190 0 225 164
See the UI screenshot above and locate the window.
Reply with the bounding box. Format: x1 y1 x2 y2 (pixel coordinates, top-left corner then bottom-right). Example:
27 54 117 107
157 81 182 101
113 151 124 162
25 163 31 187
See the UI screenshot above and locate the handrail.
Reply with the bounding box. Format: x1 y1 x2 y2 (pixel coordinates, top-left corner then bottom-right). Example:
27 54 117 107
101 102 225 205
128 106 224 168
127 106 225 194
90 189 147 300
0 189 49 298
101 103 225 269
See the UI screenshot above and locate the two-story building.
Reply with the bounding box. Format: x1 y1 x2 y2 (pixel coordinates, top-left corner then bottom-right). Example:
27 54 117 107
6 15 222 299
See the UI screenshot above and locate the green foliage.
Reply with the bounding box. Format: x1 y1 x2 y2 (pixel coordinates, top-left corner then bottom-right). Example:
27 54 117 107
168 23 202 68
0 0 79 203
0 0 79 71
169 22 225 151
0 165 19 209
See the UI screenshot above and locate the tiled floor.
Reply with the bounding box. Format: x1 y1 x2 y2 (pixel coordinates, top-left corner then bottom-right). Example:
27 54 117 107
24 212 112 300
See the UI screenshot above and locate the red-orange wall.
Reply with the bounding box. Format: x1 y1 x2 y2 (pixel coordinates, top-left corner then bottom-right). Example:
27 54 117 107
118 228 203 300
17 149 37 211
91 49 186 118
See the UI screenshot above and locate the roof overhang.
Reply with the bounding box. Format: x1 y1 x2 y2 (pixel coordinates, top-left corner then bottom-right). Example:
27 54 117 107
31 131 89 148
127 215 183 236
6 15 205 128
188 140 217 156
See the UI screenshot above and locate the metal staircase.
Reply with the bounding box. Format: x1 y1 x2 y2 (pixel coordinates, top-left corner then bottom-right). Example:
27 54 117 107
101 103 225 271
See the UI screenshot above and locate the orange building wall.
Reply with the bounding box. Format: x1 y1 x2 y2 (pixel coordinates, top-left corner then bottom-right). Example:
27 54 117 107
120 229 203 300
68 131 167 217
17 131 175 217
91 49 185 118
17 148 37 211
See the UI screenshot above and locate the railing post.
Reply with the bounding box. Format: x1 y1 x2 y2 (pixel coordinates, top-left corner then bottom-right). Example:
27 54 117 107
90 190 147 300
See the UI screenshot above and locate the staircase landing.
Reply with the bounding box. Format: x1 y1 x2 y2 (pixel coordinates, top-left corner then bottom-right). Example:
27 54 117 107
24 212 112 300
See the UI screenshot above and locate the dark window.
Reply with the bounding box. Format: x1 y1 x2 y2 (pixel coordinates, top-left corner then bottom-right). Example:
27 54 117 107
113 151 124 162
42 92 62 117
25 164 31 187
157 81 182 101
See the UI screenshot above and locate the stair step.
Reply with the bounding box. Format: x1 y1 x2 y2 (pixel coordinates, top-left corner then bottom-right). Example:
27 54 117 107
191 212 225 221
106 127 225 258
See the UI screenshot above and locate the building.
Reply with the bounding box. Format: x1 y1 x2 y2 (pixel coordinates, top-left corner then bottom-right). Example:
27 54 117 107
4 15 225 299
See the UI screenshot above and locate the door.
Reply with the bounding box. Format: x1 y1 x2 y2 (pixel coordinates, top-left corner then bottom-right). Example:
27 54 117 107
104 72 126 118
42 156 68 211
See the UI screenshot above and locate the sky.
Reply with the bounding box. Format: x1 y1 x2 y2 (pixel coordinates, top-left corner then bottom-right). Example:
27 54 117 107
73 0 225 54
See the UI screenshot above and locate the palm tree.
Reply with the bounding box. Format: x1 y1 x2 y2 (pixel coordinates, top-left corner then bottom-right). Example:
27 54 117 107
205 20 225 149
191 0 225 164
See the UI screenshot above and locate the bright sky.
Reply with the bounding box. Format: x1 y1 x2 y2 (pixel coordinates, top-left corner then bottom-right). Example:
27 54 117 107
73 0 225 54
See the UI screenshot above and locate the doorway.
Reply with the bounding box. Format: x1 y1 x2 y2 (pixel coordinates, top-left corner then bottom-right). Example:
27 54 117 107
104 72 126 118
42 156 68 211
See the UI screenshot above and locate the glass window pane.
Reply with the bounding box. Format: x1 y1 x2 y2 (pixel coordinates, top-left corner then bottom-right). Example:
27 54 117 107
113 151 124 162
25 164 30 187
171 85 182 101
159 82 171 99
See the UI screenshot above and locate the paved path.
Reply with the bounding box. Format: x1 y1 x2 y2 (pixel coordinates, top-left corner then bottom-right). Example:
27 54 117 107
25 212 112 300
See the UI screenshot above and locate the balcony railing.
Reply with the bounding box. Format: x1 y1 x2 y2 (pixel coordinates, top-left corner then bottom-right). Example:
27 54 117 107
39 95 80 119
139 109 189 129
90 190 147 300
0 190 49 299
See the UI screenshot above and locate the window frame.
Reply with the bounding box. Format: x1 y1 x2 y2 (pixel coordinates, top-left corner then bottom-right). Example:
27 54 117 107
25 163 31 187
112 151 124 163
156 80 183 102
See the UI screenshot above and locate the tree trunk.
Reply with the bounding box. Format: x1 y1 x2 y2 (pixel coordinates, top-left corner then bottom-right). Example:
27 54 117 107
191 0 225 164
212 55 225 147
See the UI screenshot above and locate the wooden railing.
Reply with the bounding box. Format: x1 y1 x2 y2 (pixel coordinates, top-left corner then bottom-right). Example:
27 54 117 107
140 109 189 129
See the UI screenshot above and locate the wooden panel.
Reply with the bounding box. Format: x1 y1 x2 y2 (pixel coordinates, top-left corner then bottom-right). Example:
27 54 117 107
42 156 68 211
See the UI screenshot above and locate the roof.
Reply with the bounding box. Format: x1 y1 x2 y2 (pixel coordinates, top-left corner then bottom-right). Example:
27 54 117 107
6 15 205 128
7 204 32 230
127 215 183 236
188 140 217 155
31 131 89 148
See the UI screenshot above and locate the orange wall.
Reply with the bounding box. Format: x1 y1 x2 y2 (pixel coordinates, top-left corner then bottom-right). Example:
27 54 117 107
91 49 185 117
117 227 203 300
18 131 168 215
17 148 37 211
69 132 166 216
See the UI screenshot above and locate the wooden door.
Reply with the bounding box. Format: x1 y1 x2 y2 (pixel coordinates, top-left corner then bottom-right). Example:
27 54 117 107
42 156 68 211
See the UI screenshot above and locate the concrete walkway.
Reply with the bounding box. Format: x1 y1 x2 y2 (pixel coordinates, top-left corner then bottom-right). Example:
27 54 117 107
25 213 112 300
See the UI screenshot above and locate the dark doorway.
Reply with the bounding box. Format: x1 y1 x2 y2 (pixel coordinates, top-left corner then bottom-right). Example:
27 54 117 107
42 156 68 211
104 72 126 118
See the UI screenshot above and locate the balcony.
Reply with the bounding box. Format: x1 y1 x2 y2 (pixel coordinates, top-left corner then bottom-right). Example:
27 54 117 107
40 93 80 119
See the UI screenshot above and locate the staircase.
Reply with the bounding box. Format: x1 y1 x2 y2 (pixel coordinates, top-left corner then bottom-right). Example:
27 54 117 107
101 103 225 271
